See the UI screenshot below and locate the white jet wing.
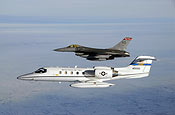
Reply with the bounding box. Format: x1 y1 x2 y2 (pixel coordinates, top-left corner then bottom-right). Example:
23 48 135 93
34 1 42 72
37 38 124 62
70 81 115 88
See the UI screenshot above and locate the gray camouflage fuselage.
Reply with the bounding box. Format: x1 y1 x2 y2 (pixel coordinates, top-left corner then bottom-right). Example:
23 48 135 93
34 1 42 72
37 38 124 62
54 37 132 61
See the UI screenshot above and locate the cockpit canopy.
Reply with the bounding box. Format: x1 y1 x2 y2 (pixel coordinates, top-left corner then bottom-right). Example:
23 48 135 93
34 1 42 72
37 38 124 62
67 44 80 48
35 68 47 73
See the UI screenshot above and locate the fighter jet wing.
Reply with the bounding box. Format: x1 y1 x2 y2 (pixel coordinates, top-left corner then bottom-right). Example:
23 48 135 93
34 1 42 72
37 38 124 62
75 51 113 61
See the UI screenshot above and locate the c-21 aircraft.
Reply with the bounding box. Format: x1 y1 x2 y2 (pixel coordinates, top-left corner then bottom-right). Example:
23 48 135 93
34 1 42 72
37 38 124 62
17 56 156 88
53 37 132 61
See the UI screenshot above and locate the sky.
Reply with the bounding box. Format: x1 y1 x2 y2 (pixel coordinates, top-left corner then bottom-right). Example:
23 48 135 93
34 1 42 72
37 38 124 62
0 0 175 115
0 0 175 22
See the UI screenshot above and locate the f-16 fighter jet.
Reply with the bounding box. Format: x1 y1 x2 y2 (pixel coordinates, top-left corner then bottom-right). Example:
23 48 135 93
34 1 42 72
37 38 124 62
17 56 156 88
54 37 132 61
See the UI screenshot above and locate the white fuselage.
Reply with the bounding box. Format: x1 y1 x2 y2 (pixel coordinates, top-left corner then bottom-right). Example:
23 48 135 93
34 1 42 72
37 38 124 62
17 66 149 82
17 56 156 88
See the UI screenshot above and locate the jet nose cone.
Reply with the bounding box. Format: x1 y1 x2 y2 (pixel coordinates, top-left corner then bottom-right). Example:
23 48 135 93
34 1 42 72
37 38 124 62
17 76 21 80
17 75 26 80
17 73 34 80
53 48 65 52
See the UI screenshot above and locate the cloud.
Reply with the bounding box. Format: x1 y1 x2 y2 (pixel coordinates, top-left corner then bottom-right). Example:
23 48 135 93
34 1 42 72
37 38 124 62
0 21 174 102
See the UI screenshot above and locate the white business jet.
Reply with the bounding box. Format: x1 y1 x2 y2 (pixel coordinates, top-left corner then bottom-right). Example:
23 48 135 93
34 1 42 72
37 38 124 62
17 56 156 88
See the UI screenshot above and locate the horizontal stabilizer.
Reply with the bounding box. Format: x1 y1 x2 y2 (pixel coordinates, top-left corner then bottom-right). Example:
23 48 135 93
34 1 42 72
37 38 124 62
130 56 156 66
70 82 115 88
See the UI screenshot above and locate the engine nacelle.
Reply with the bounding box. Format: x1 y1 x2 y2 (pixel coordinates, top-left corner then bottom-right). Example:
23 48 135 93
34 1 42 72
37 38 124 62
94 67 113 79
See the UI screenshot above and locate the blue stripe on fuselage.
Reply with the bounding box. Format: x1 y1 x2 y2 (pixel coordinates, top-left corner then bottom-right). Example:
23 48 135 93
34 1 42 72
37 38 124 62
130 63 151 66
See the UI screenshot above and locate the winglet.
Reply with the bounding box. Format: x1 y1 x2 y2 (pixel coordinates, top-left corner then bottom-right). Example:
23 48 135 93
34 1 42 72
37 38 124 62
110 37 132 51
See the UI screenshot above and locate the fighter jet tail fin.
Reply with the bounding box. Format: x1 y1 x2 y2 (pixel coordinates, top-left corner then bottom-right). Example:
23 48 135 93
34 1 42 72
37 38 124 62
111 37 132 51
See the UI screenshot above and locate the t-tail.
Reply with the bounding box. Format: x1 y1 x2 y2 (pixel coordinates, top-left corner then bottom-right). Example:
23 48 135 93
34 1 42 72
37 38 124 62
119 56 156 79
111 37 132 51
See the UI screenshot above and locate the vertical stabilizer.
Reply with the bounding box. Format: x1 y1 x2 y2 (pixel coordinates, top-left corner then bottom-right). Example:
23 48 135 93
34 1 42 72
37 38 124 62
129 56 156 74
111 37 132 51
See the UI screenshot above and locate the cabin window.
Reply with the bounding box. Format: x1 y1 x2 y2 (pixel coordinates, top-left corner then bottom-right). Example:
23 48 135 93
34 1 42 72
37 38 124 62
82 72 85 75
76 72 79 75
65 71 67 74
71 71 73 74
59 71 62 74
